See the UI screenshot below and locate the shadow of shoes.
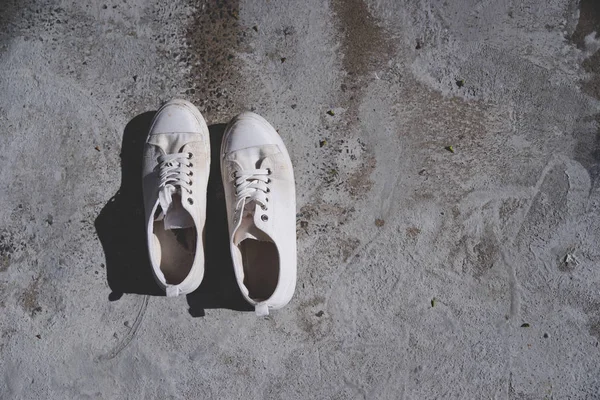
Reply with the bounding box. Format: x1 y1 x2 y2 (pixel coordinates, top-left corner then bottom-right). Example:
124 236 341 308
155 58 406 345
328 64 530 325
95 111 163 298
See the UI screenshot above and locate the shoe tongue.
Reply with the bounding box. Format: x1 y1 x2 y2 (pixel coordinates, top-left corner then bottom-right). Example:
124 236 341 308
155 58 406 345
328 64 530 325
163 194 194 230
233 203 270 245
234 221 263 244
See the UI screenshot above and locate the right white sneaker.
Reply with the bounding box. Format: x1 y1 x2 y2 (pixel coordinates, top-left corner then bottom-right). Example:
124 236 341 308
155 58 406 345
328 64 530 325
221 112 297 316
142 99 210 297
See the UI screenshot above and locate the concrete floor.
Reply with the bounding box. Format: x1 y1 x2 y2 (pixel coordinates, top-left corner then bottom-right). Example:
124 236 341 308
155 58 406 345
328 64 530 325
1 0 600 398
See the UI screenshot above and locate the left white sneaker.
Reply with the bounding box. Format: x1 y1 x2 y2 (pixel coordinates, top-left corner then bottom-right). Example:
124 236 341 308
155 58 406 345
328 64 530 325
142 99 210 297
220 112 297 316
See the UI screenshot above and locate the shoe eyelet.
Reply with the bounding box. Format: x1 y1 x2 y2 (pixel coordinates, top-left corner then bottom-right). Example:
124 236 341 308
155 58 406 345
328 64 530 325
188 198 194 205
266 168 272 175
188 171 193 176
189 180 193 186
189 162 194 168
261 214 268 222
266 198 269 202
266 188 270 193
188 152 193 159
267 178 271 184
261 205 268 211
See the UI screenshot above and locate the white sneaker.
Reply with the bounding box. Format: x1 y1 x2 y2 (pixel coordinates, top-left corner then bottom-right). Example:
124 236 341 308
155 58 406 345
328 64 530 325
221 112 297 316
142 99 210 297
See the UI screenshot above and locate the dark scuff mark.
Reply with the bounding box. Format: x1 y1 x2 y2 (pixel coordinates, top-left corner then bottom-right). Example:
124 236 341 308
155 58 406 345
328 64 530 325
331 0 393 81
185 0 244 122
327 0 395 198
571 0 600 189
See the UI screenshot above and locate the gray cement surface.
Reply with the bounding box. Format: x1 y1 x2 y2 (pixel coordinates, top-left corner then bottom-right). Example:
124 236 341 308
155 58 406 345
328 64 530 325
1 0 600 398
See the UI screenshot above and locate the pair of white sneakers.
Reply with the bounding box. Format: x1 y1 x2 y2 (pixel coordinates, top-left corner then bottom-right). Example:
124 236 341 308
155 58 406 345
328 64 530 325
142 100 296 316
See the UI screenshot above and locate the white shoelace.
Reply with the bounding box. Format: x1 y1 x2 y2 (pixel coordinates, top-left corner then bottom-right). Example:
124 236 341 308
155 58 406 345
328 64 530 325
157 152 194 213
235 168 271 212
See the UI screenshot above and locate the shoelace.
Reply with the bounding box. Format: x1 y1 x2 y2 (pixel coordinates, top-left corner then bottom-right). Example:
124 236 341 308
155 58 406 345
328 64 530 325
157 152 194 213
234 168 271 212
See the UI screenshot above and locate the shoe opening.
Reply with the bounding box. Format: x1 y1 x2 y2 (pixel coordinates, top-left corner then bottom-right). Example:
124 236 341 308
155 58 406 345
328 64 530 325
239 239 279 301
152 195 197 285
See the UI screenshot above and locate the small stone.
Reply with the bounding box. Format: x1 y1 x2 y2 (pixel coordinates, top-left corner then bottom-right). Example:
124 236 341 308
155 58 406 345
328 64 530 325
280 57 287 63
319 139 327 147
315 311 324 317
95 145 101 152
133 75 138 82
521 323 530 328
300 221 308 229
124 321 131 328
326 110 335 116
543 333 549 338
102 4 107 9
375 219 385 227
455 79 465 88
252 25 258 32
415 39 423 49
36 334 41 339
291 104 297 109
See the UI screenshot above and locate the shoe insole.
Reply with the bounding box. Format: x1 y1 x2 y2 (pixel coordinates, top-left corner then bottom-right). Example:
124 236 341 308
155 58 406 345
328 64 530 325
240 239 279 301
153 220 196 285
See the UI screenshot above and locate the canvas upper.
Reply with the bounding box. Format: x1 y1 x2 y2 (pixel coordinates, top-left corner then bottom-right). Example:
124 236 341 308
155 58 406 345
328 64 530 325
221 112 297 316
142 99 210 296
